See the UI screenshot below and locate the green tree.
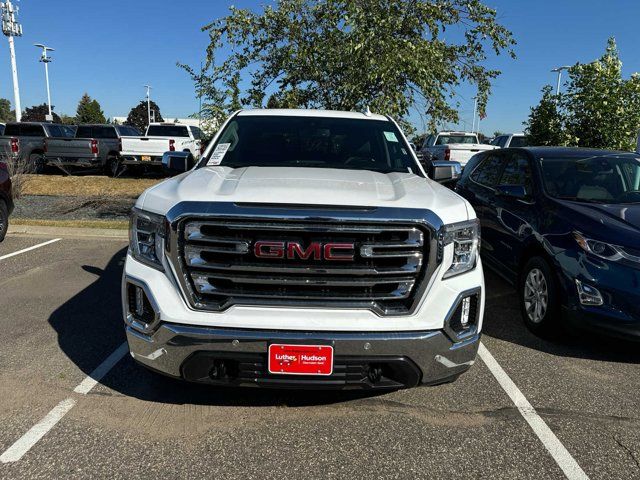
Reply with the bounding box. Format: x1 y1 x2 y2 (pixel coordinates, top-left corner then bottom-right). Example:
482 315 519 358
59 114 77 125
22 104 61 123
563 38 640 151
523 85 568 146
126 100 164 133
75 93 106 124
181 0 515 130
0 98 15 122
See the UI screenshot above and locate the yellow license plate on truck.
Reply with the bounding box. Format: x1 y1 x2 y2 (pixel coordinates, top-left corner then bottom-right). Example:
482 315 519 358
141 156 151 162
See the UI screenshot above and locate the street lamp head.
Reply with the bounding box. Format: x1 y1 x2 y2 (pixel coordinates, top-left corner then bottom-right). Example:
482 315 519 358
551 65 572 73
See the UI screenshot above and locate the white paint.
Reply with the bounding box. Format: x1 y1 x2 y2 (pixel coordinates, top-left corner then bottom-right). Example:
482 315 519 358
0 398 76 463
73 342 128 395
0 238 61 261
0 342 129 462
478 343 589 480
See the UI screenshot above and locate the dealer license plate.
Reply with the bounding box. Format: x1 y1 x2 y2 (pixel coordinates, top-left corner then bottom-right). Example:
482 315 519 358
141 155 151 162
268 344 333 376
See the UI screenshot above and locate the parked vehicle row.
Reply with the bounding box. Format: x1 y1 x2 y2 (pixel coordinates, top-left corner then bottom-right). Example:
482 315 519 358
0 121 204 177
418 131 496 167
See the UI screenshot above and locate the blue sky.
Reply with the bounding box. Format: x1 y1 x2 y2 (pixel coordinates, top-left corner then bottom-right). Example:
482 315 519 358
1 0 639 134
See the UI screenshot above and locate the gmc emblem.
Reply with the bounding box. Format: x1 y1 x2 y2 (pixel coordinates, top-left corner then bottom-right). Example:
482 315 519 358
254 241 355 261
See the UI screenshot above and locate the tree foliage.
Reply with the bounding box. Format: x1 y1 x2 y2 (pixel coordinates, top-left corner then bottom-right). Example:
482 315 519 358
525 38 640 150
0 98 15 123
524 85 567 146
75 93 106 124
181 0 515 130
126 100 164 133
22 104 61 123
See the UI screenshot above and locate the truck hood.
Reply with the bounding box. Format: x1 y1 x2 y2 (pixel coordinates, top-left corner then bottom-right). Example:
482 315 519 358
138 166 471 225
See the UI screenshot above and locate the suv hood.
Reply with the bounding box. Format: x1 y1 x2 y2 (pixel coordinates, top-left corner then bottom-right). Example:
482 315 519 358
139 166 471 225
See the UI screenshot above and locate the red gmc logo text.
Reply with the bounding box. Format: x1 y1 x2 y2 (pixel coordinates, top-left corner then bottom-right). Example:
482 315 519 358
253 241 355 261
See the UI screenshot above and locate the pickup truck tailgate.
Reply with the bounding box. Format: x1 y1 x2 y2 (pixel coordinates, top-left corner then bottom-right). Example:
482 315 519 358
46 138 94 158
121 137 172 156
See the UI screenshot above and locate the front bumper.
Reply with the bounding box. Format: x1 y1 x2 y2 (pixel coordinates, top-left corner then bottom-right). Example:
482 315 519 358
126 322 479 389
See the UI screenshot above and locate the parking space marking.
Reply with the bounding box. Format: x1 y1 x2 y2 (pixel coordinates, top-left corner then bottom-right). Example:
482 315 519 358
0 342 128 463
74 342 128 395
478 343 589 480
0 238 62 261
0 398 76 463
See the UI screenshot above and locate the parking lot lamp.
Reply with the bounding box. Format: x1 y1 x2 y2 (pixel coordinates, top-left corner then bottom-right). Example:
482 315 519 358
551 66 571 96
144 85 152 126
34 44 54 119
1 0 22 121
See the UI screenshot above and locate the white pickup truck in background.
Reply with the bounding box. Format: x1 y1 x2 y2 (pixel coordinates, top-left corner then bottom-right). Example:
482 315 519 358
120 123 204 173
418 132 496 168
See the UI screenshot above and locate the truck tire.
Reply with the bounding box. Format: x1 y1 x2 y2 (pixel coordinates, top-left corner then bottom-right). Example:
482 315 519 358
105 157 121 178
0 200 8 242
519 256 560 337
29 152 46 174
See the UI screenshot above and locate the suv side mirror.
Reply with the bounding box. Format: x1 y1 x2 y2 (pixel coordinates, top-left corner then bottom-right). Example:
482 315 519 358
162 151 194 175
424 160 462 184
495 184 529 200
409 142 417 152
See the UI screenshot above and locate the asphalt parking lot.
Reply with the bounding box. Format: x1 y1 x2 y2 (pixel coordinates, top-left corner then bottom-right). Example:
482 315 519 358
0 233 639 479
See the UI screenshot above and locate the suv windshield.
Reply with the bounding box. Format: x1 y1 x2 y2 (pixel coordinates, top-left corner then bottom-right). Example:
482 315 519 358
203 115 418 174
541 154 640 204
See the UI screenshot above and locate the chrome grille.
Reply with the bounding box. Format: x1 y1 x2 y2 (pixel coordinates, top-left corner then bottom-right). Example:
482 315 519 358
175 218 433 315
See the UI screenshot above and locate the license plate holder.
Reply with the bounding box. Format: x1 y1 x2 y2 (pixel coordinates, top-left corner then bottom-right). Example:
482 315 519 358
268 344 334 376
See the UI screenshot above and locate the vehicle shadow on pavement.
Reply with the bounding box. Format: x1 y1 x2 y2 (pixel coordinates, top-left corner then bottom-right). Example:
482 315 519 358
48 248 387 407
482 270 640 365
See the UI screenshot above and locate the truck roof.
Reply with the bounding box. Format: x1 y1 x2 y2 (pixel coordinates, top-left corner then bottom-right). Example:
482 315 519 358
435 131 478 136
236 108 389 122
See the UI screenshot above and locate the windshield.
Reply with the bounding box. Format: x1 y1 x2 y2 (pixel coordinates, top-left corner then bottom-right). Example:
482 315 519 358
541 154 640 204
202 115 419 174
146 125 189 137
435 135 477 145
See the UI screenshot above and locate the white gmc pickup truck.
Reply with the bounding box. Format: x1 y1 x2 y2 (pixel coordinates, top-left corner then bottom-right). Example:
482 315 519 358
418 131 496 168
123 109 484 389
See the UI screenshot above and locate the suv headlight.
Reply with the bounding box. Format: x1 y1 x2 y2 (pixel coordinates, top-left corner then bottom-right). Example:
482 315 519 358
129 208 166 270
573 231 640 264
442 219 480 279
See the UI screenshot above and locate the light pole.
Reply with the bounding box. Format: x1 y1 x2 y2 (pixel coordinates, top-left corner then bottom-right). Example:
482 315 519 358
144 85 152 126
35 44 54 119
1 0 23 122
551 66 571 96
471 97 478 133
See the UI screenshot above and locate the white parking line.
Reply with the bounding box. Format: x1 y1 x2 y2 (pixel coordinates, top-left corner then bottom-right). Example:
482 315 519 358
0 342 128 463
478 342 589 480
74 342 128 395
0 238 62 261
0 398 76 463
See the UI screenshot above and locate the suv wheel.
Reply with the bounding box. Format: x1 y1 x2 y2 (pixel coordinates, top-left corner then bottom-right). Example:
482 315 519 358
0 200 8 242
519 256 560 336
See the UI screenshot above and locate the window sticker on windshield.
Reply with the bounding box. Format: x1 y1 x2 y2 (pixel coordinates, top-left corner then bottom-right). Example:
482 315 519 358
207 143 231 166
384 131 399 142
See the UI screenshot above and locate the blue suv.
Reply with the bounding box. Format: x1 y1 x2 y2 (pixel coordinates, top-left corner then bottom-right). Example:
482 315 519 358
456 147 640 340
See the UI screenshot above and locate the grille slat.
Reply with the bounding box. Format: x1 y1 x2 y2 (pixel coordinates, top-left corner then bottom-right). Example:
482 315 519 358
177 218 430 315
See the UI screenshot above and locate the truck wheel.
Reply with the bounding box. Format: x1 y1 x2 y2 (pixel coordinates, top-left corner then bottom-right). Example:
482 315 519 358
106 157 121 177
519 256 560 336
0 200 8 242
29 153 46 174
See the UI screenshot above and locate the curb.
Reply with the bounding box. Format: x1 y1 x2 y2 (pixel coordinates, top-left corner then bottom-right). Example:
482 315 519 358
8 224 128 239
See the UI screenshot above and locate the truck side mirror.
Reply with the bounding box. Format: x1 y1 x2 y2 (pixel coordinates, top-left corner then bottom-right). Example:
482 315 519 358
425 160 462 184
162 151 194 175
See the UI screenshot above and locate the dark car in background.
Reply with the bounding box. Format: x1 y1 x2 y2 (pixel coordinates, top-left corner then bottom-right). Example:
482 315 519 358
456 147 640 340
0 159 13 242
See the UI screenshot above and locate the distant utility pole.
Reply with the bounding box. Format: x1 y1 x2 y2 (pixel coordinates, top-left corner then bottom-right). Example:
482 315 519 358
144 85 152 125
551 66 571 97
35 44 55 120
1 0 23 122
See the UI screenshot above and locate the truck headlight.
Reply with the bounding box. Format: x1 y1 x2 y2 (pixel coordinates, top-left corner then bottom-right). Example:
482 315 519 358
129 208 166 271
442 219 480 279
